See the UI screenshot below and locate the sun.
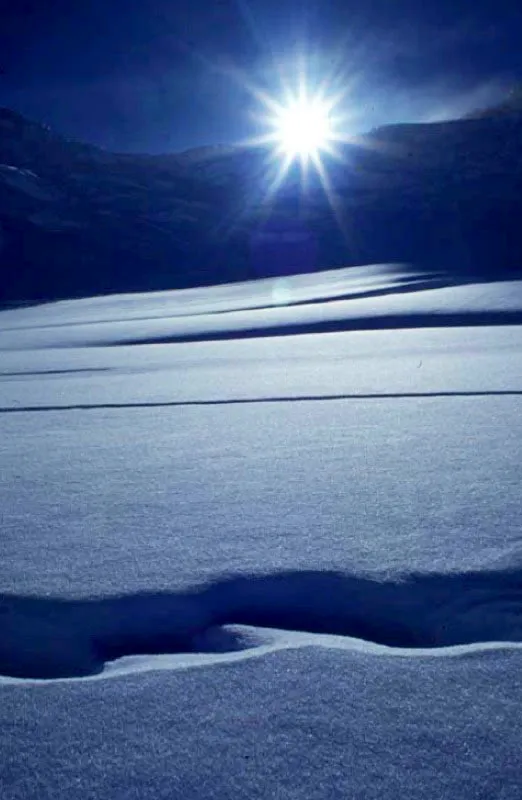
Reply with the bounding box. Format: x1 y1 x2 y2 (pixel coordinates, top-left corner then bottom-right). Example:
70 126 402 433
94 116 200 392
237 60 360 209
272 95 335 160
245 73 351 181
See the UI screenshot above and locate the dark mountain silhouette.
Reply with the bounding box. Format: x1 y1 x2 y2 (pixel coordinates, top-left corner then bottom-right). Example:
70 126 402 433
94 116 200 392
1 97 522 304
465 85 522 119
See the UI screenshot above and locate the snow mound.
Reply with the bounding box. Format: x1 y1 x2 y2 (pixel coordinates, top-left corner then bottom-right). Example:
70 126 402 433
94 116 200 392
3 567 522 681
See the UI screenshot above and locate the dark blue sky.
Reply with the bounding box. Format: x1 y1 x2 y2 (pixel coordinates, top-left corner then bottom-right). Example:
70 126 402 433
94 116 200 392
1 0 521 153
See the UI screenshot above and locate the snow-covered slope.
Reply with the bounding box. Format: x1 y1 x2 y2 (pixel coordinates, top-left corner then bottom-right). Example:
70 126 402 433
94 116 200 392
1 272 522 797
1 264 521 351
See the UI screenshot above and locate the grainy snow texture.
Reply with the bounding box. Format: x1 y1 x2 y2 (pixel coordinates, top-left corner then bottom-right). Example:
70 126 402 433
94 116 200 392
1 265 522 799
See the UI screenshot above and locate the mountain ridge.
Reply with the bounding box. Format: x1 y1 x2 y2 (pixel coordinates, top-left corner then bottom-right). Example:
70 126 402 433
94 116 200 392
1 101 522 303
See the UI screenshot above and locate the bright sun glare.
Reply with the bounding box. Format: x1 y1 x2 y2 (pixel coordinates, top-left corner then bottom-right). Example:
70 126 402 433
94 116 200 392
273 95 334 159
243 68 355 193
237 58 361 211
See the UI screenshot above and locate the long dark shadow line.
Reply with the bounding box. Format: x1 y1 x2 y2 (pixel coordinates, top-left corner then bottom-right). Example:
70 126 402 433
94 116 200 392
1 390 522 414
115 310 522 346
0 368 111 378
2 311 522 352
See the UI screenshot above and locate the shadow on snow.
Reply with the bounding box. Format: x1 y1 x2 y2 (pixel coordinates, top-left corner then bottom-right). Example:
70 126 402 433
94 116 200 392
3 567 522 679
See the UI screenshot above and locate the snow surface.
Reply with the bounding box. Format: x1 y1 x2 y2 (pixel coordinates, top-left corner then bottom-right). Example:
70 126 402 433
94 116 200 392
2 265 522 350
1 264 522 798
